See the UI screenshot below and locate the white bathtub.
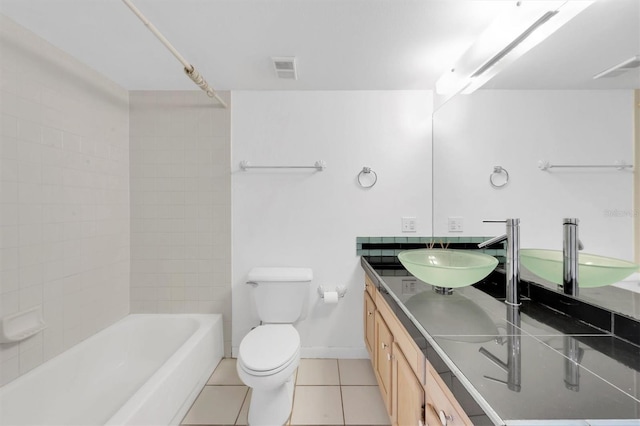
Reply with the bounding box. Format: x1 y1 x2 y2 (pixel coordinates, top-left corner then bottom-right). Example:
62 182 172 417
0 314 223 426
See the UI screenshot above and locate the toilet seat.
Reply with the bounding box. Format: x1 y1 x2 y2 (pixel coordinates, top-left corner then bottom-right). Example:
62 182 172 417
238 324 300 376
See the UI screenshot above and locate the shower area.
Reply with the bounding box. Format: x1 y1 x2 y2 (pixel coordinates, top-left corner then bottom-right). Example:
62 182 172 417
0 2 232 421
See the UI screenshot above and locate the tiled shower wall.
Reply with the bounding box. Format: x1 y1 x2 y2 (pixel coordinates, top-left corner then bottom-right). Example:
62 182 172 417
129 91 231 356
0 16 130 385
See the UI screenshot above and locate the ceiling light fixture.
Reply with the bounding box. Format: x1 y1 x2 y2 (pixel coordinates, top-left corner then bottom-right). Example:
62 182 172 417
593 55 640 79
435 1 594 97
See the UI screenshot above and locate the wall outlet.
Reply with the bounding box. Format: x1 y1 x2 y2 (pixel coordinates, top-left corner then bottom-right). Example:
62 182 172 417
448 216 463 232
402 279 418 295
402 217 417 233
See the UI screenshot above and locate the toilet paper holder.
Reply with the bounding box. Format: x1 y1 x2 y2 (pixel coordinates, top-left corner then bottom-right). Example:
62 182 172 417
317 285 347 299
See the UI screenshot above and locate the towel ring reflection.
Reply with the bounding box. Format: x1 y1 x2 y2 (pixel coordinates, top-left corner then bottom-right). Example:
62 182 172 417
358 167 377 188
489 166 509 188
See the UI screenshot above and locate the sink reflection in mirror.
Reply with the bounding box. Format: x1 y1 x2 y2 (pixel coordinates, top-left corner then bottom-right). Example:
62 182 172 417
520 249 640 288
404 290 498 343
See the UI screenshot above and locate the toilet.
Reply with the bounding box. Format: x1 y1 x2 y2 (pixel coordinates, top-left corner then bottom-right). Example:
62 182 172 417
236 267 312 426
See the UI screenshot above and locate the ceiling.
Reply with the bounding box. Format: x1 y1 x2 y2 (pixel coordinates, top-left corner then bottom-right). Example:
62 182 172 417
1 0 638 91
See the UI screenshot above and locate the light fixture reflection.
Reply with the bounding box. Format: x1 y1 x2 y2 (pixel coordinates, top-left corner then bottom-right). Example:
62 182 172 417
435 1 594 97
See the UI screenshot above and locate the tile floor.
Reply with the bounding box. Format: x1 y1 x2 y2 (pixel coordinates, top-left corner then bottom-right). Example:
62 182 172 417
180 358 391 426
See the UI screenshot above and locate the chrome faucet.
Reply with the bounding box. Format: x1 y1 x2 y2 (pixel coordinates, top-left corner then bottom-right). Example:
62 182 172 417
563 336 584 392
478 219 521 306
562 218 583 297
479 304 522 392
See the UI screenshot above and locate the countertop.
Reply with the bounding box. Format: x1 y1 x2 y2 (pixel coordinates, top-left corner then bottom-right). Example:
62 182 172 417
361 256 640 426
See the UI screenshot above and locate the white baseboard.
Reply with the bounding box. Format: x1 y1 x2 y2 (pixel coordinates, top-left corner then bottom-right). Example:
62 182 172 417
300 347 369 359
230 346 369 359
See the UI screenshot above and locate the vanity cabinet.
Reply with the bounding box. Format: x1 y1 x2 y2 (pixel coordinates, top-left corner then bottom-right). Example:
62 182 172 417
364 274 474 426
364 274 424 425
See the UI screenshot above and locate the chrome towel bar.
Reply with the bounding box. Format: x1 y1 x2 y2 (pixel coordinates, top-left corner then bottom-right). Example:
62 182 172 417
538 160 633 171
239 160 326 171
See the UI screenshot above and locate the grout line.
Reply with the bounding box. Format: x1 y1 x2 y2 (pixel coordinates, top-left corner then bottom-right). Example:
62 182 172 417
233 387 250 426
337 359 346 425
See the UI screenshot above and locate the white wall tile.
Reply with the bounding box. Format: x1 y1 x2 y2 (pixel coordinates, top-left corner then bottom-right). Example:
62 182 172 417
129 90 231 356
0 15 130 384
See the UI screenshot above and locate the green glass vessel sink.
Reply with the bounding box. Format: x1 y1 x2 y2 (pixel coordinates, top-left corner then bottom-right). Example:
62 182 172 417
397 249 498 288
520 249 640 288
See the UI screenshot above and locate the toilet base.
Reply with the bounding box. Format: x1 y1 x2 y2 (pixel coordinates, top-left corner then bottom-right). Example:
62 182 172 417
247 372 295 426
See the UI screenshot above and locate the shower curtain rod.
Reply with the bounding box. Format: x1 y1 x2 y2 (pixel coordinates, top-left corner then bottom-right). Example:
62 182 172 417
121 0 228 108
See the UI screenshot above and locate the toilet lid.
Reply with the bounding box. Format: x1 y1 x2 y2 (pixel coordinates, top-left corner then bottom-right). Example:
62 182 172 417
239 324 300 372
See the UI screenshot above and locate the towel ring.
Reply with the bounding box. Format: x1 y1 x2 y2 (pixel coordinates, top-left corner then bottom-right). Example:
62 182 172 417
358 167 377 188
489 166 509 188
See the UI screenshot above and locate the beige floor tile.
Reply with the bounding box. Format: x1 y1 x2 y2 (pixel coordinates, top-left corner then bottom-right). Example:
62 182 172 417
235 389 251 425
296 359 339 385
341 386 390 425
208 358 244 385
181 385 248 425
338 359 377 386
290 386 344 425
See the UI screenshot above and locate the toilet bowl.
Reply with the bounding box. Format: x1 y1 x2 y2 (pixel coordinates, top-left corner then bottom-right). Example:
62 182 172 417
237 267 311 425
237 324 301 426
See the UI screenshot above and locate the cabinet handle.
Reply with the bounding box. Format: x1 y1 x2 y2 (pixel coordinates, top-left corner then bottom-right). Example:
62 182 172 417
381 342 388 349
427 404 453 426
368 311 373 316
387 353 391 361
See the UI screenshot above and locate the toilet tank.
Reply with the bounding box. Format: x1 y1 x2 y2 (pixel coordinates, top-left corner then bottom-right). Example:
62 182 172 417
248 267 312 323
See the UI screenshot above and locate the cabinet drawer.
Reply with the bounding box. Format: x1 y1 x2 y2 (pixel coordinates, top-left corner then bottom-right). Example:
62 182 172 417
375 290 425 383
425 362 472 426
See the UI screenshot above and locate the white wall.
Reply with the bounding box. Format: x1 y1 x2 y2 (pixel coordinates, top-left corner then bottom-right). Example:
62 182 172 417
129 91 232 356
433 90 634 260
231 91 433 357
0 16 130 385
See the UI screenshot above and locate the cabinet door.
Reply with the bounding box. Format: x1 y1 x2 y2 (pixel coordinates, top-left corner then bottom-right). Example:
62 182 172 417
375 311 393 414
394 342 425 426
425 363 473 426
364 291 375 357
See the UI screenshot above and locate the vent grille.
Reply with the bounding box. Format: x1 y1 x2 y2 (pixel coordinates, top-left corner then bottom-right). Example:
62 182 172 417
272 57 297 80
593 55 640 79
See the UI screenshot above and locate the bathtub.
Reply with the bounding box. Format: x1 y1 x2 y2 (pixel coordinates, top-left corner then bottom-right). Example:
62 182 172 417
0 314 223 426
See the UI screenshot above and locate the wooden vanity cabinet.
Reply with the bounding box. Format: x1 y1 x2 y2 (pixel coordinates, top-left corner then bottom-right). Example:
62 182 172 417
364 273 474 426
364 275 425 425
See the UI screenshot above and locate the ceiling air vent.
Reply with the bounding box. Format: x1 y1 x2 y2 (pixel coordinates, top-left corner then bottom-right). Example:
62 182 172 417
272 57 297 80
593 55 640 79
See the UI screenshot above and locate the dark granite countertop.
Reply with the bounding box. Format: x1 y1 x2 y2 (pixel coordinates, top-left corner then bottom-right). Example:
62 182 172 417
361 256 640 426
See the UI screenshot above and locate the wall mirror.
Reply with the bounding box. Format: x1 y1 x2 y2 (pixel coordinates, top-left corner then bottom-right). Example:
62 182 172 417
432 0 640 319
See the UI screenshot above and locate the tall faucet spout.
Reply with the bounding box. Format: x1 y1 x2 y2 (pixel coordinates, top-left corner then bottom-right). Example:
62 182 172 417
479 219 521 306
478 234 507 248
563 218 580 296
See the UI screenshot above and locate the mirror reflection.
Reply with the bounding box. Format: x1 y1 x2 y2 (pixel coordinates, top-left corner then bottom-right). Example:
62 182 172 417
432 0 640 318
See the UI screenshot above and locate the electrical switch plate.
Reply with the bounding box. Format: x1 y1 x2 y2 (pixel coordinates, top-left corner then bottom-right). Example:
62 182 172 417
448 216 464 232
402 217 417 233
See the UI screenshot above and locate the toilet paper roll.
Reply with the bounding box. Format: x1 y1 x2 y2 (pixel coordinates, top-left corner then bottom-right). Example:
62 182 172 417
323 291 339 304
